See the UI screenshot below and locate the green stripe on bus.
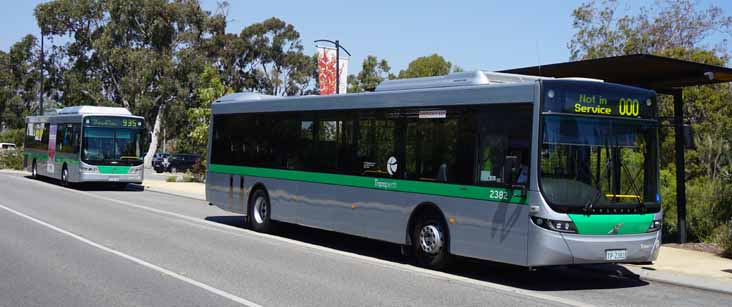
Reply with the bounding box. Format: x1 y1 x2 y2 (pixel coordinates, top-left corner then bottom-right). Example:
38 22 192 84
23 151 48 161
209 163 527 204
568 214 654 235
97 165 131 174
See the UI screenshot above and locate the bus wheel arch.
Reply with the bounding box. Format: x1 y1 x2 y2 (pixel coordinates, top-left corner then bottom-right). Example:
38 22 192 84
247 183 272 233
406 202 451 269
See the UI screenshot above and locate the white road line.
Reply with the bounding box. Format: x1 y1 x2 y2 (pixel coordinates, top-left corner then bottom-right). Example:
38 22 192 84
1 171 592 307
0 202 262 307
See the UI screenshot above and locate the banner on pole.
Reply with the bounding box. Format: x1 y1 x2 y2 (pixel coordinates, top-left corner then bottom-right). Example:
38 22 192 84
317 47 348 95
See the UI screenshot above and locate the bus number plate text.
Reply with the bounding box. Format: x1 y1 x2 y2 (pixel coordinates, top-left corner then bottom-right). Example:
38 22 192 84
605 249 626 261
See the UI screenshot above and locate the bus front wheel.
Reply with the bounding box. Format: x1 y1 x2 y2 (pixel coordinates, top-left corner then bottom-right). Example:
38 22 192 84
412 217 451 270
31 160 37 178
61 165 69 186
248 189 272 233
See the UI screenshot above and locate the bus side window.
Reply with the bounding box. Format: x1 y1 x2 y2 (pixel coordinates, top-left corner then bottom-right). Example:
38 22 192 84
476 105 533 187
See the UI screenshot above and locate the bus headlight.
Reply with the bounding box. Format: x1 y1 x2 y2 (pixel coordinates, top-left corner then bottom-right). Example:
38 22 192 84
647 220 662 232
531 216 577 234
128 166 143 174
81 165 99 173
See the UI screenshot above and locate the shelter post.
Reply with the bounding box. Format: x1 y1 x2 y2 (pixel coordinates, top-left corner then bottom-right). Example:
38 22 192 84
673 89 687 243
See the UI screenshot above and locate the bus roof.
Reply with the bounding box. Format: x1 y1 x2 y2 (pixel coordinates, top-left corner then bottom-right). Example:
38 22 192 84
212 71 540 115
58 106 132 116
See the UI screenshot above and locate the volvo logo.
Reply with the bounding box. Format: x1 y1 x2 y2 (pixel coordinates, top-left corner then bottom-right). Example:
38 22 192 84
608 222 624 235
387 156 398 176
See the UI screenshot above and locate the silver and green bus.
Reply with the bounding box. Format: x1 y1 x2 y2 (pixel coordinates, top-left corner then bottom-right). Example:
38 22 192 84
24 106 145 186
206 71 662 269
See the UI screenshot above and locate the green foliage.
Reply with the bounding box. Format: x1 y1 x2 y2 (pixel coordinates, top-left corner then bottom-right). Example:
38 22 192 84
228 17 314 96
397 54 452 79
569 0 732 61
348 55 393 93
0 150 23 170
713 220 732 258
176 65 231 157
0 129 25 146
33 0 228 167
166 171 202 183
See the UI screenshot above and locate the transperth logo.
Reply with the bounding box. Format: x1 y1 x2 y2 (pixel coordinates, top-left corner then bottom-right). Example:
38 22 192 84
387 156 398 176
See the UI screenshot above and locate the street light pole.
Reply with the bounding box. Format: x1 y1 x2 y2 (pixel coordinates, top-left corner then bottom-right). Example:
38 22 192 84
314 39 351 94
335 40 340 94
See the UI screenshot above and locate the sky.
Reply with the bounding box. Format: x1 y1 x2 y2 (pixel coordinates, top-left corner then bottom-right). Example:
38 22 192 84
1 0 730 74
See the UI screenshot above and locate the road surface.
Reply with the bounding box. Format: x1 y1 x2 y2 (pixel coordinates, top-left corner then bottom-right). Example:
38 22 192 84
0 171 730 307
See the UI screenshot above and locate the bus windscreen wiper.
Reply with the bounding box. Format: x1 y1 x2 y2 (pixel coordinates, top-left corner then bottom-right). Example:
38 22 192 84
583 187 602 213
621 162 645 209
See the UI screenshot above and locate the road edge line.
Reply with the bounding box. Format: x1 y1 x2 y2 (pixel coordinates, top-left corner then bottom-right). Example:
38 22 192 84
0 202 262 307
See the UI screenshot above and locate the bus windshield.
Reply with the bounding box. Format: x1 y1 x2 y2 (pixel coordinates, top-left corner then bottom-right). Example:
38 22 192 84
539 115 659 213
82 127 143 166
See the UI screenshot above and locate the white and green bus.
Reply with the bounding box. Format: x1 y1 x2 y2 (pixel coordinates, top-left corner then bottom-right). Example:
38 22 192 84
206 71 662 269
24 106 145 186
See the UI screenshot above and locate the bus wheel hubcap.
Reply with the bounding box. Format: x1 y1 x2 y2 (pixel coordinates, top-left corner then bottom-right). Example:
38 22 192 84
419 225 443 255
253 197 267 224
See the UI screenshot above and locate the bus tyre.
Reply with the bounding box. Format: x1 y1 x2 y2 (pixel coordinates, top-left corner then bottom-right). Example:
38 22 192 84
248 189 272 233
31 160 37 178
61 166 69 186
413 218 450 270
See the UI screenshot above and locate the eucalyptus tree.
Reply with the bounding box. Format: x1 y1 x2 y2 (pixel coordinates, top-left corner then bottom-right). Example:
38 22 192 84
35 0 223 167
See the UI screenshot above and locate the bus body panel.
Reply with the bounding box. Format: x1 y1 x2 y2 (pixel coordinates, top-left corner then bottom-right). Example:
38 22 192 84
207 171 532 267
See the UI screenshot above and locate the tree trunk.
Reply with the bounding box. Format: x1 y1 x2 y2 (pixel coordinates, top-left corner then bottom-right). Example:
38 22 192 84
144 104 165 168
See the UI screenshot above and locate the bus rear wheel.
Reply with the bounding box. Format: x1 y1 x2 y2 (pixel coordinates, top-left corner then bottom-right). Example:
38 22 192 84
248 189 272 233
412 217 451 270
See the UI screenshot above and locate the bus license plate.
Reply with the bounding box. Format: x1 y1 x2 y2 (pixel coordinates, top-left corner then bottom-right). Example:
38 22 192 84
108 177 120 182
606 249 626 261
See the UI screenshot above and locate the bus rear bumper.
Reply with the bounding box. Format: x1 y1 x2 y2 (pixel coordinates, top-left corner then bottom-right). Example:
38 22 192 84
528 222 661 266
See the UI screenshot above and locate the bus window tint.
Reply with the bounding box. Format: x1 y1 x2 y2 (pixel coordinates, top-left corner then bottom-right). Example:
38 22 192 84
357 116 395 177
476 105 532 186
211 104 533 187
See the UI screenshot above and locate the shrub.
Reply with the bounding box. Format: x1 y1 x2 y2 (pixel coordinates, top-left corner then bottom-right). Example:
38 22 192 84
0 128 24 146
182 170 202 183
166 175 178 182
191 158 206 181
713 220 732 259
0 150 23 170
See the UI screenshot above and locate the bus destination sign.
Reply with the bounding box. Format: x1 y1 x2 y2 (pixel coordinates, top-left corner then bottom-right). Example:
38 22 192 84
543 81 656 119
84 116 144 128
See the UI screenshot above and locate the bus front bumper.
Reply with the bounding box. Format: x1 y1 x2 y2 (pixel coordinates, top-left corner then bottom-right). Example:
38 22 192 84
80 172 143 183
528 222 661 266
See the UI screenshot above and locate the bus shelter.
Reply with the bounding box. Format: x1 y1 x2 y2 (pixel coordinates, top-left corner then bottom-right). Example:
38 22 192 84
502 54 732 243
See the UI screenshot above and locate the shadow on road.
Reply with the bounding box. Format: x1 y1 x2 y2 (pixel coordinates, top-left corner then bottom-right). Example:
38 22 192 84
204 215 649 292
25 175 143 192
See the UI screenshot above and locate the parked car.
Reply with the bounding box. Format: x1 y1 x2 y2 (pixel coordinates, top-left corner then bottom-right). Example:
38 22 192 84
0 143 17 153
154 153 199 173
